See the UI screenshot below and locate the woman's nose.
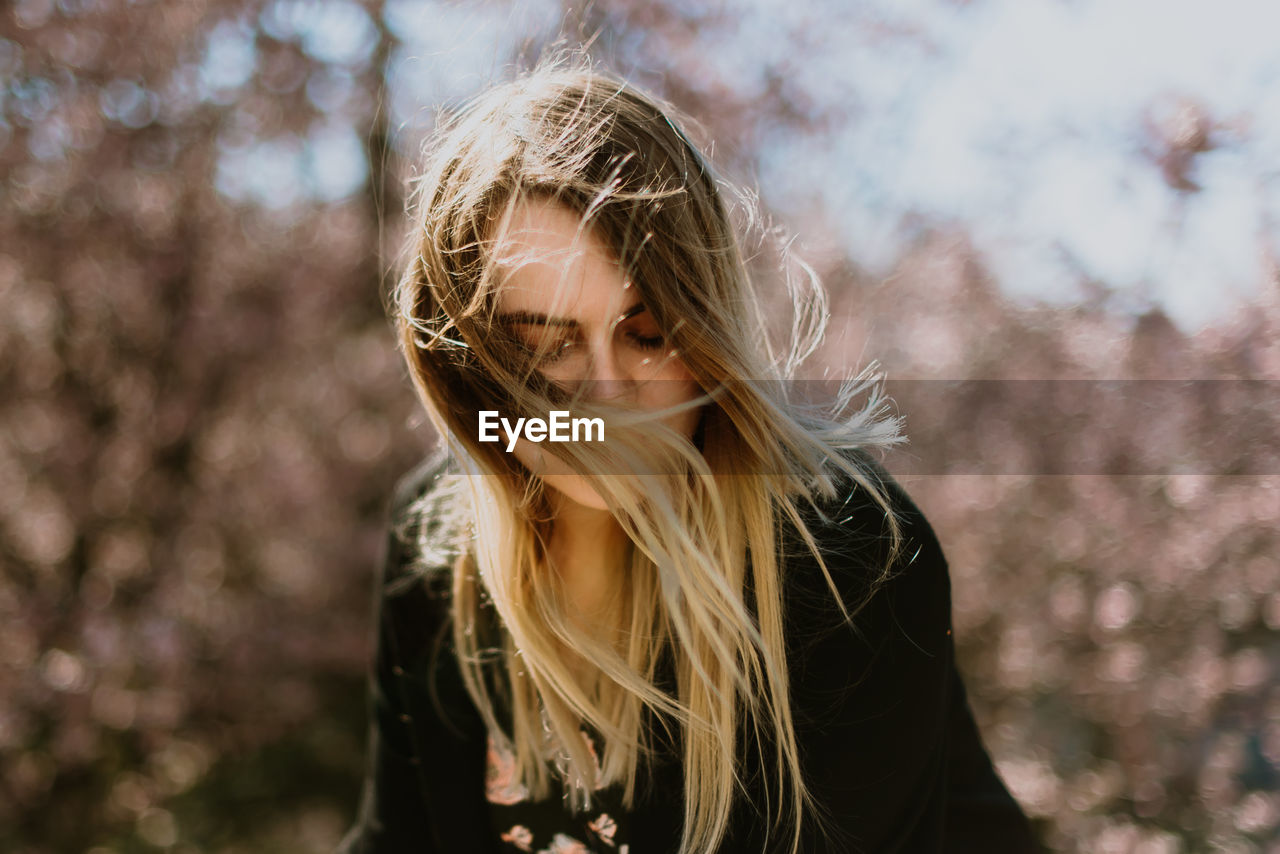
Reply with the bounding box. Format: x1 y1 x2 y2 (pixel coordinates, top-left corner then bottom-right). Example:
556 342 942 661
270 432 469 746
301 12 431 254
582 342 635 402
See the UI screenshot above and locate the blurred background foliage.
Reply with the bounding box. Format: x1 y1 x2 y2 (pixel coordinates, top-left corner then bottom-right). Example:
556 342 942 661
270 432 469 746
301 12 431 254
2 0 1277 851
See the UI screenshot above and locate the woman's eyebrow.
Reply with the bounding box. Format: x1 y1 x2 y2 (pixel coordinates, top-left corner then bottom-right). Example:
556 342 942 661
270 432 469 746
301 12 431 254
495 309 575 327
496 301 647 327
617 302 647 322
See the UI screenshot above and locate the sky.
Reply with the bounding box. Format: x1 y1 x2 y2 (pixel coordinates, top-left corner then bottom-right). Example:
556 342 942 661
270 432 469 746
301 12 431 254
202 0 1280 335
747 0 1280 333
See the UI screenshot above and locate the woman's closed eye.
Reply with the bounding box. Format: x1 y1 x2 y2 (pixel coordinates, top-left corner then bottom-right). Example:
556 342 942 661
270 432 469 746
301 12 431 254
509 325 668 364
618 312 669 353
626 331 666 351
522 334 665 367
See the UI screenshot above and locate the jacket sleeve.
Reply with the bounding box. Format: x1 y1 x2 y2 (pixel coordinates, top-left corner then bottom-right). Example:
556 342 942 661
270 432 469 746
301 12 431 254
336 455 452 854
942 668 1044 852
778 461 1041 853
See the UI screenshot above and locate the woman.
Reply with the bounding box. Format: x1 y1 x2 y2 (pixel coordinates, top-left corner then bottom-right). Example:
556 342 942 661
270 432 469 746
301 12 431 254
339 55 1041 854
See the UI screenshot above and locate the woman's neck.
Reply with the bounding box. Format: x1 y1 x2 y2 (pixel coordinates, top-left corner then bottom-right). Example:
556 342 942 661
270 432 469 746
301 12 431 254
546 493 630 633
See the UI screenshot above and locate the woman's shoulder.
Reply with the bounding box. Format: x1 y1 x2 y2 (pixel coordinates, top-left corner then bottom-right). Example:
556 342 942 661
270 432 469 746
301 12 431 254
390 443 455 513
793 447 944 566
780 447 951 634
374 446 476 684
778 449 957 759
383 445 467 592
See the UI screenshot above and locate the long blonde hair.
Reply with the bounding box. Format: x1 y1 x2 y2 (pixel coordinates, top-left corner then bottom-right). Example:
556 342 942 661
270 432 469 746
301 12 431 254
390 51 906 854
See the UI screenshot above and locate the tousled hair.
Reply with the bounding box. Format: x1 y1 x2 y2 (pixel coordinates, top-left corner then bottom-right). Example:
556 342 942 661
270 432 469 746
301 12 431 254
390 50 907 854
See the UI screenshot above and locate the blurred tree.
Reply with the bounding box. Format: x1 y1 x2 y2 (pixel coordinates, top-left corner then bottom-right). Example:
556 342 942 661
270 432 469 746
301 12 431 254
2 0 424 849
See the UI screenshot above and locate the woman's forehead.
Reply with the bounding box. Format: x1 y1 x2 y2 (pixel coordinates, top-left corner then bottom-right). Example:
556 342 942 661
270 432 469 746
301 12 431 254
491 198 630 314
491 197 608 262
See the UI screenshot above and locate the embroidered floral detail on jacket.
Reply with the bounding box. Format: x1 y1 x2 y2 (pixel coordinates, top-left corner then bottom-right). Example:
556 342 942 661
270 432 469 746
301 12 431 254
536 833 590 854
486 732 531 805
587 813 616 846
582 732 606 792
488 727 631 852
501 824 534 852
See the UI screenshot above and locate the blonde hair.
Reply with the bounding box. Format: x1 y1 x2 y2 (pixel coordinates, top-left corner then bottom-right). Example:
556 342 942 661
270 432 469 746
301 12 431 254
390 51 906 854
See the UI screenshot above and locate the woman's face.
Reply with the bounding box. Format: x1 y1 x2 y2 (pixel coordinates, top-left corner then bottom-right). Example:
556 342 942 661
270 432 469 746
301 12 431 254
490 196 704 511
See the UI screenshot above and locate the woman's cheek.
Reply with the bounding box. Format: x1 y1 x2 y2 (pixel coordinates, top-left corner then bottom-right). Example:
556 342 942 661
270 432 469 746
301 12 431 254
653 372 704 441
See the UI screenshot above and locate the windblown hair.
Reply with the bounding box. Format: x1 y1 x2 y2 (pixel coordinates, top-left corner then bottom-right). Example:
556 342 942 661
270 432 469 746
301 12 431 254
389 51 907 854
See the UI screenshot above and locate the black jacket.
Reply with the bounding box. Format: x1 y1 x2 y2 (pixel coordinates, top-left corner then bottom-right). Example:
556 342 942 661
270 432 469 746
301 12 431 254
337 448 1043 853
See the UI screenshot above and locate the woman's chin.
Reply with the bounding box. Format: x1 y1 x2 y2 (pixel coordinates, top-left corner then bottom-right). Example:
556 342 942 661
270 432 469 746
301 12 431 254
540 473 611 512
512 442 611 512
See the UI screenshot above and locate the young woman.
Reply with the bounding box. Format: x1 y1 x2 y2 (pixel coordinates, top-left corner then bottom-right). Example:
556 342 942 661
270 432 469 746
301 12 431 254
338 56 1041 854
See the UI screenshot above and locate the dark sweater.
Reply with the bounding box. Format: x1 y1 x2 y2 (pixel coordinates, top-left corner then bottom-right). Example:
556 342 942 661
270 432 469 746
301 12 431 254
337 448 1043 853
